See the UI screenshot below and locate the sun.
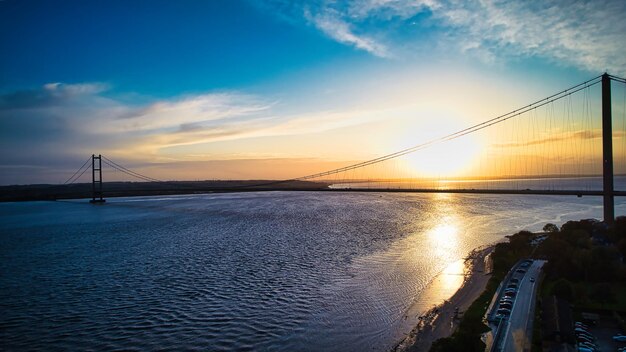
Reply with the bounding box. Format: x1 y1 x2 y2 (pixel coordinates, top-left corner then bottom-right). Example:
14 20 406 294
404 136 481 177
394 114 483 178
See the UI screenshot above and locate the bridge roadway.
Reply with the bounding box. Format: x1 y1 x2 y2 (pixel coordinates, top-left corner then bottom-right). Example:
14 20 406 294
317 188 626 196
132 186 626 196
80 187 626 202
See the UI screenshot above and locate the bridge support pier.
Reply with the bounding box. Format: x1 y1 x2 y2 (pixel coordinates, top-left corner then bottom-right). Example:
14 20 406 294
602 73 614 225
90 154 106 204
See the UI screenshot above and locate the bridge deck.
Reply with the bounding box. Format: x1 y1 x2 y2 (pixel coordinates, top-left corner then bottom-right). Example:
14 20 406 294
114 187 626 196
315 188 626 196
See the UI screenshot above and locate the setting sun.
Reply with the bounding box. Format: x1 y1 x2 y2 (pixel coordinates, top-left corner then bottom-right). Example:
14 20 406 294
402 136 482 177
392 113 483 178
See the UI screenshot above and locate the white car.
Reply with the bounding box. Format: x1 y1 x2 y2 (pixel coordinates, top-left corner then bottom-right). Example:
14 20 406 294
579 341 597 349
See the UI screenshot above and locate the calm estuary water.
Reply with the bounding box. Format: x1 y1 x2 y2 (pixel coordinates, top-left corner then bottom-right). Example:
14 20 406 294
1 192 625 351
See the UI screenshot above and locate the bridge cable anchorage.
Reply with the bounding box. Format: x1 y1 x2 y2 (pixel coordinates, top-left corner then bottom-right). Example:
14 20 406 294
63 156 93 185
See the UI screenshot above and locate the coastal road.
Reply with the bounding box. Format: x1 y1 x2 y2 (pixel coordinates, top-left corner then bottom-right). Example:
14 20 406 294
500 260 545 352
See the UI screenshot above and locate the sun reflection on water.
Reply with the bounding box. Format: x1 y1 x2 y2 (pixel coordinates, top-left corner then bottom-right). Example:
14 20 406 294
439 259 465 295
418 193 469 304
427 217 460 261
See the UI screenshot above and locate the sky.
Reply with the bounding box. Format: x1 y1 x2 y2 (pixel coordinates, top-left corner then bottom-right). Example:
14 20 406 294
1 0 626 184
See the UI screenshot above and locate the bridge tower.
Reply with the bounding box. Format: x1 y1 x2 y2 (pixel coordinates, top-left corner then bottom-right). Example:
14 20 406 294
601 73 614 225
90 154 106 204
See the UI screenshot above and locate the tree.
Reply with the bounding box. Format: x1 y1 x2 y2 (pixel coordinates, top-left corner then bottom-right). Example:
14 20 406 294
589 283 615 304
543 223 559 233
552 278 574 301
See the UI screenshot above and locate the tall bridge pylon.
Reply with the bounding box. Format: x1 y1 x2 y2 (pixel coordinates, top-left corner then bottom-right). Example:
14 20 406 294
90 154 105 204
601 73 614 225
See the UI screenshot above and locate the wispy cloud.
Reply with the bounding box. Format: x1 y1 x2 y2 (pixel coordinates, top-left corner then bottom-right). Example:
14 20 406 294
431 0 626 74
491 129 626 149
304 8 391 58
267 0 626 74
0 82 393 171
0 82 110 109
104 93 274 133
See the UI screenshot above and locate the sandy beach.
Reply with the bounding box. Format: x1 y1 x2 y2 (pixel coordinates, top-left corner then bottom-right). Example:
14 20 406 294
393 245 494 352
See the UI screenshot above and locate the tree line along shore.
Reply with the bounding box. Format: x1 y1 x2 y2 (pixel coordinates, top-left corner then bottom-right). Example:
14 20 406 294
427 217 626 352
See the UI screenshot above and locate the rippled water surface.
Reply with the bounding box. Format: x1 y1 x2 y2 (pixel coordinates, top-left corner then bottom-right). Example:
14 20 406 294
1 192 625 351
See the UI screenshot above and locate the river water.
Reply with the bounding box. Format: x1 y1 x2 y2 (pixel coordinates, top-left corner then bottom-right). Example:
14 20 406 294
1 191 625 351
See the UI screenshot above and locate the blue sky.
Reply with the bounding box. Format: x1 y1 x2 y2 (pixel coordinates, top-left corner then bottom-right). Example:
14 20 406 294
0 0 345 95
1 0 625 184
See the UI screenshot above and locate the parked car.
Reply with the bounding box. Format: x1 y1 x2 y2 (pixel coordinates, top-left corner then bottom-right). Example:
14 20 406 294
497 308 511 315
499 303 512 310
575 331 594 340
578 340 597 348
576 332 594 340
577 335 595 345
529 277 535 282
613 334 626 342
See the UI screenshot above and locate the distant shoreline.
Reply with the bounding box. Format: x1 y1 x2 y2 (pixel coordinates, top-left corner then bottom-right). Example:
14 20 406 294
3 180 624 202
0 180 330 202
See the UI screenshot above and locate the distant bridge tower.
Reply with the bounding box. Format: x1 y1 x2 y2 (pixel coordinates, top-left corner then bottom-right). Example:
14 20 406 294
90 154 105 204
602 73 614 225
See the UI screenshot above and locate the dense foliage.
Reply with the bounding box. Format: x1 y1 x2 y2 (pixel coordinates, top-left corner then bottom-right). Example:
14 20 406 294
536 217 626 308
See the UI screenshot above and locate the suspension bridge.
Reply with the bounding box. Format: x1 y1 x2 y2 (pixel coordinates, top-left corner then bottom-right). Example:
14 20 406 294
31 73 626 223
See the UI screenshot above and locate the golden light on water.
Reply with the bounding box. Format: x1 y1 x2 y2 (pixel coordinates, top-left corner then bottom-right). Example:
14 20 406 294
427 219 460 259
422 205 466 301
440 260 466 296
